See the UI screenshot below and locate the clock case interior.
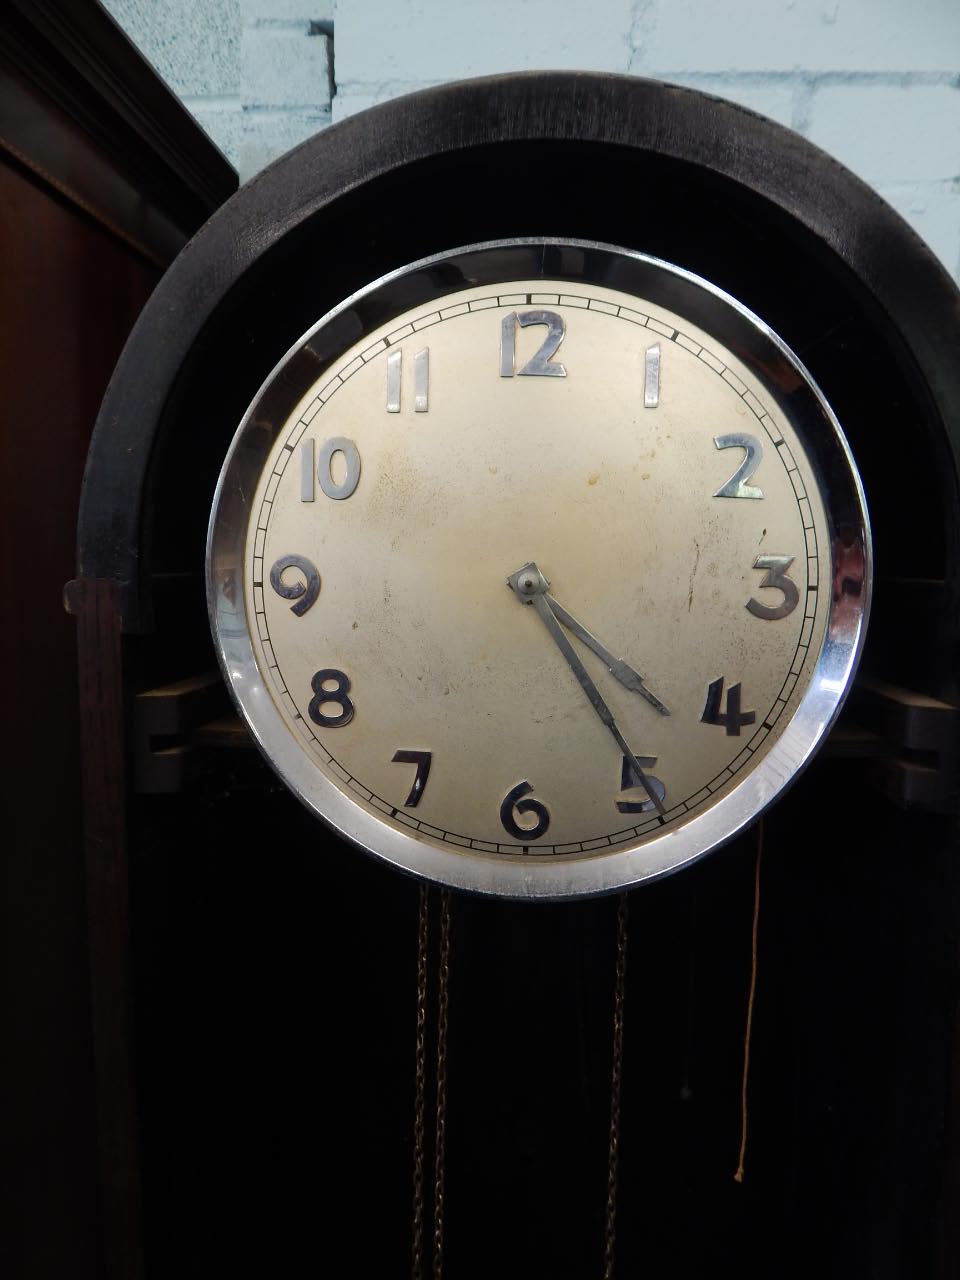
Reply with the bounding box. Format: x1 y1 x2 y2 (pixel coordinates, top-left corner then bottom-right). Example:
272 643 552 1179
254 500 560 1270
77 75 960 1278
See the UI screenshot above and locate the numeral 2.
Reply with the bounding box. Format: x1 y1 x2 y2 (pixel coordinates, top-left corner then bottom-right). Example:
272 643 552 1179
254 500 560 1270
500 310 567 378
713 433 763 499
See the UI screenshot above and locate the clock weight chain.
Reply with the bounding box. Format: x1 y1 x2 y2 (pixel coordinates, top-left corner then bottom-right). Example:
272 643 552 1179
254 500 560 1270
411 885 452 1280
603 893 630 1280
433 889 452 1278
411 884 428 1280
410 886 633 1279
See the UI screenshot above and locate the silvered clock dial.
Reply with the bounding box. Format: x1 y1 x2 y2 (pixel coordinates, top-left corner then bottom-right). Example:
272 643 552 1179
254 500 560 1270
207 239 870 898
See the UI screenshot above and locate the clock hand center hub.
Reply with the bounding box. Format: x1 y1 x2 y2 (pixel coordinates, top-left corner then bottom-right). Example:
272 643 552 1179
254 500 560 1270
508 561 549 601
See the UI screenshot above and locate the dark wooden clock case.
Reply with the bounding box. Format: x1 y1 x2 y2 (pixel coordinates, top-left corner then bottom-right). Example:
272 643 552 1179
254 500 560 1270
76 73 960 1279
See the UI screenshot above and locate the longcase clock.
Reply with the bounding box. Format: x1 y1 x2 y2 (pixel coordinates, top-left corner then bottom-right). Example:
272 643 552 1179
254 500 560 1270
76 74 960 1280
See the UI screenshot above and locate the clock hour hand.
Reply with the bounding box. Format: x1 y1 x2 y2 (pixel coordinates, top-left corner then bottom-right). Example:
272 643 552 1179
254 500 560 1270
544 596 670 716
507 562 667 818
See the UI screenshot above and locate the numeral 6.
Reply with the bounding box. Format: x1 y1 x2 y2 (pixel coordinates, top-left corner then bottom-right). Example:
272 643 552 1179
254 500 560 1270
499 780 550 840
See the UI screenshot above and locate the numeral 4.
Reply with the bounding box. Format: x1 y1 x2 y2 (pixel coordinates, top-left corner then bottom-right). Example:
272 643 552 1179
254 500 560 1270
701 677 756 736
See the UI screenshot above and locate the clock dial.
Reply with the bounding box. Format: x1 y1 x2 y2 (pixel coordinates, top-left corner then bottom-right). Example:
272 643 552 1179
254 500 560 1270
208 241 869 897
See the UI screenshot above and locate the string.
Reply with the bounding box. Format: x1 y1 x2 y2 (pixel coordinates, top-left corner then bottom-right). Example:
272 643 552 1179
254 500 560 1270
734 818 764 1183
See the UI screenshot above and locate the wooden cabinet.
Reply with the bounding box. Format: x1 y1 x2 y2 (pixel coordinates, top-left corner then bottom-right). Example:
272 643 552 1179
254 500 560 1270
0 5 235 1277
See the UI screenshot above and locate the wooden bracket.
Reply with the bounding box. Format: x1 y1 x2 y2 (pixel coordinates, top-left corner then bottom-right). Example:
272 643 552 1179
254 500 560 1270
133 672 234 793
848 677 959 813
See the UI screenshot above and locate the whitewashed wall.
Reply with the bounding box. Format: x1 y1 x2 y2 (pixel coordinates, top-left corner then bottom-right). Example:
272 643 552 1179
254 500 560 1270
101 0 960 281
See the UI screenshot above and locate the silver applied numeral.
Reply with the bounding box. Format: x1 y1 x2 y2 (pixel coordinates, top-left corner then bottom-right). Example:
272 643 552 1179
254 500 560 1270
413 348 429 412
500 310 567 378
616 754 667 813
392 749 432 807
499 780 551 841
308 668 354 727
644 344 660 408
269 554 321 616
300 438 315 502
386 349 402 412
714 433 764 499
385 346 429 413
701 677 756 736
746 555 800 620
317 436 361 500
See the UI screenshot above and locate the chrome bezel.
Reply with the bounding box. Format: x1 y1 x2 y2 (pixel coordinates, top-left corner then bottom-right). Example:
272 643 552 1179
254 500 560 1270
207 239 871 900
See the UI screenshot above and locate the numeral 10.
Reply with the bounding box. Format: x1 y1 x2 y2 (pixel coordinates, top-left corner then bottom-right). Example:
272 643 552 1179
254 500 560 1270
301 436 361 501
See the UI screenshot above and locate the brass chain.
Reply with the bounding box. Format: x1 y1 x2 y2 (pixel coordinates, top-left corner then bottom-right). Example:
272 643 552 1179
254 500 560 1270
412 885 453 1280
603 892 629 1280
432 888 452 1280
412 883 430 1280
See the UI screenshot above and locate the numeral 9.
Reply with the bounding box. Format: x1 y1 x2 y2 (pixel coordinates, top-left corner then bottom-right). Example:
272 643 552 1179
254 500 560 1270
269 554 321 616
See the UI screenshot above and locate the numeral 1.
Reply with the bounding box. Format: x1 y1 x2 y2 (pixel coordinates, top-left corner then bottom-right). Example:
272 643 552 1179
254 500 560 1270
644 344 660 408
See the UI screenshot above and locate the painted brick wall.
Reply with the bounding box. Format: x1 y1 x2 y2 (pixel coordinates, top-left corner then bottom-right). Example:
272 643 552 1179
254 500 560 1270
101 0 960 281
101 0 335 181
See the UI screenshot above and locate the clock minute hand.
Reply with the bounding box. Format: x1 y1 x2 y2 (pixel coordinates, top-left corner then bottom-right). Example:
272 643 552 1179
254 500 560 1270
544 595 670 716
530 594 667 820
508 563 667 819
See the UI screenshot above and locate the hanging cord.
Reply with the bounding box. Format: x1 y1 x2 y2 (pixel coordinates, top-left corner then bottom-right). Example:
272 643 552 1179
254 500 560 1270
734 818 765 1183
412 883 430 1280
433 888 452 1280
603 892 630 1280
